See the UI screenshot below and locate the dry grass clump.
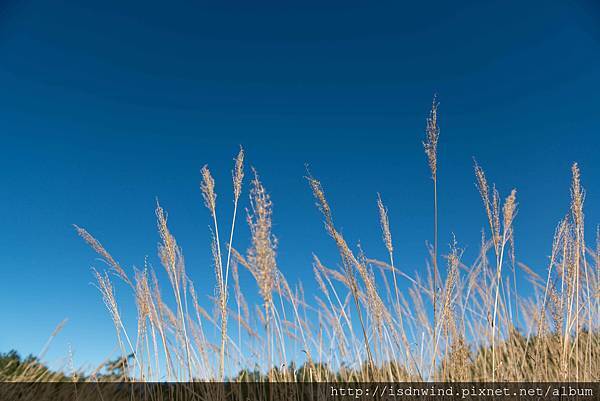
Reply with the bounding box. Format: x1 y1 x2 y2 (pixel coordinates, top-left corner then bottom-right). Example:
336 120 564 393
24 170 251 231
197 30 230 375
58 98 600 383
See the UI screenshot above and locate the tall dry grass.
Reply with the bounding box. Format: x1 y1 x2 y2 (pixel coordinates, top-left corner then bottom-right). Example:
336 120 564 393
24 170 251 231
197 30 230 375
64 98 600 382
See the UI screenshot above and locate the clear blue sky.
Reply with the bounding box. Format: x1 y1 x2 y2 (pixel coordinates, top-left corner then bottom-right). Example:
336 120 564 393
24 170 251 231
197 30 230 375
1 0 599 370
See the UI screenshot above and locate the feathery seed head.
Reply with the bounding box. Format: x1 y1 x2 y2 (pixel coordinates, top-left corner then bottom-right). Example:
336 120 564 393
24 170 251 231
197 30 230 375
246 169 277 306
570 163 584 229
155 201 183 285
211 231 224 294
503 189 517 232
474 161 490 208
441 237 461 334
201 165 217 216
474 162 491 217
233 147 245 202
307 174 334 231
134 269 152 321
75 225 131 285
423 95 440 179
93 269 122 326
377 193 394 254
492 186 501 243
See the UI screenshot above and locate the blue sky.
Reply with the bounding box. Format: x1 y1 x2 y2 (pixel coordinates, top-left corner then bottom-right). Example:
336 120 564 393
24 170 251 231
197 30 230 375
0 0 599 370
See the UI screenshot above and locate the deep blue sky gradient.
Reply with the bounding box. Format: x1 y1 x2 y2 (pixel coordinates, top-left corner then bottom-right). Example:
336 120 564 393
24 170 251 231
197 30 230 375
1 0 599 370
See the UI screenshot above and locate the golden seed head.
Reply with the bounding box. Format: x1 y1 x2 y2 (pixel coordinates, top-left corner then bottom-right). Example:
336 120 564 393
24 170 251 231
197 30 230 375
307 174 334 230
201 165 217 216
93 269 121 326
502 189 517 232
155 200 184 286
74 225 131 285
377 193 393 254
233 147 245 202
246 169 277 306
134 269 151 320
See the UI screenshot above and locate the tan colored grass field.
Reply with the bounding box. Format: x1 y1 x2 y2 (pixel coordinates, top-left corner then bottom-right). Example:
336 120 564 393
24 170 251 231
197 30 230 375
4 99 599 384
